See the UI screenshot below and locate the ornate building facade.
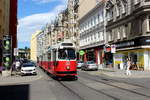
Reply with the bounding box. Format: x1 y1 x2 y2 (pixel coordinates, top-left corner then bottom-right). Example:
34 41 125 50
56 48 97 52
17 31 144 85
105 0 150 70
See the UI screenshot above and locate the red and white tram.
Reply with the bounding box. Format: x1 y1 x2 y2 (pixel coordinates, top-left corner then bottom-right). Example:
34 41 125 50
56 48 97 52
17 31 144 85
38 40 77 79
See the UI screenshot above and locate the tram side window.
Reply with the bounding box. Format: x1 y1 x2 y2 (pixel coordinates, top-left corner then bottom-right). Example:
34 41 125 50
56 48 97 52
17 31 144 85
52 50 57 61
48 52 51 60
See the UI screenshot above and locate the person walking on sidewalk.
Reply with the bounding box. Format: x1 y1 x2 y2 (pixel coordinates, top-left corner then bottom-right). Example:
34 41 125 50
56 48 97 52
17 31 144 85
126 58 131 75
11 61 16 76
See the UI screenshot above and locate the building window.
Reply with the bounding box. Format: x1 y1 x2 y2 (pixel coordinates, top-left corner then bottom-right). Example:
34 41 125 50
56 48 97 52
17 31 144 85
134 0 140 5
91 18 93 27
122 26 126 38
148 16 150 31
108 31 112 42
94 16 96 25
97 14 100 23
117 28 120 39
94 34 96 40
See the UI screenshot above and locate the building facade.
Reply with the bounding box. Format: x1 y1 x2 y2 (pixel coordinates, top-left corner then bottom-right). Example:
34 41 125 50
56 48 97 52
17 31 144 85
78 0 99 20
79 1 106 68
105 0 150 70
0 0 10 39
30 31 41 62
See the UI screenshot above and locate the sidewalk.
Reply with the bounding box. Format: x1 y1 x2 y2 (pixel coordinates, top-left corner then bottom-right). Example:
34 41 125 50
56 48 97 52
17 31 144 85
0 69 42 85
88 68 150 78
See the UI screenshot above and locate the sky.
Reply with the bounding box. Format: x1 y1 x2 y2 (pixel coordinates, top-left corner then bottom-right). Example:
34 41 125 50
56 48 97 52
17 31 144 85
17 0 68 48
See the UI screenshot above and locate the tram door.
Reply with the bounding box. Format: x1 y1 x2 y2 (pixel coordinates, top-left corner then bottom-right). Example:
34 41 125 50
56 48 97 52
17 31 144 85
47 52 51 70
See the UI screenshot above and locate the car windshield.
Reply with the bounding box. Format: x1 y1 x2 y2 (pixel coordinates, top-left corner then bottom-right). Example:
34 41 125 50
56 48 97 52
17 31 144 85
22 63 35 67
58 48 76 60
87 61 95 64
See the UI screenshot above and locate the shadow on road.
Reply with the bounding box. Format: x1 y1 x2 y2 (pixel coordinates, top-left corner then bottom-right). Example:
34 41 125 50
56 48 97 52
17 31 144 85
0 84 30 100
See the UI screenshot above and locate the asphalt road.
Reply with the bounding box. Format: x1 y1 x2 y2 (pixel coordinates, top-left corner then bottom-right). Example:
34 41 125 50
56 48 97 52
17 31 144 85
1 67 150 100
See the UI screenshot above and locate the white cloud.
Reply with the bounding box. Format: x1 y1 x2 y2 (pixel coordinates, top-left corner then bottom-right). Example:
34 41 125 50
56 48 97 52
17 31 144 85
32 0 67 4
17 4 66 43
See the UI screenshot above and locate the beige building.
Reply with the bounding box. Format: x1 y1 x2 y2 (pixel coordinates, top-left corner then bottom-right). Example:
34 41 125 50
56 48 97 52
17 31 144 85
30 31 41 62
0 0 10 39
78 0 100 20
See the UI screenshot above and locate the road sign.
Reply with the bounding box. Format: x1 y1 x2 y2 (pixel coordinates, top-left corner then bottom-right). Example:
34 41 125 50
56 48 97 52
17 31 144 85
111 45 116 53
14 48 18 56
79 50 85 56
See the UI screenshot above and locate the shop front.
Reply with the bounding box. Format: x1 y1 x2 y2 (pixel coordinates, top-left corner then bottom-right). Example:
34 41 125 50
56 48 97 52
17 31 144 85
114 49 144 70
103 45 113 68
113 36 150 70
80 46 104 69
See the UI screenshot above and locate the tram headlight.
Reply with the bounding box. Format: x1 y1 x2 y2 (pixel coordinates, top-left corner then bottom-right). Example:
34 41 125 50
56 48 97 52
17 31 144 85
66 66 70 70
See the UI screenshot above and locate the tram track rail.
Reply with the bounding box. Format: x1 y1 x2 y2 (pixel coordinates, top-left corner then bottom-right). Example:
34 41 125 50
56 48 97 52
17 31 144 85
80 73 150 98
58 81 85 100
59 79 120 100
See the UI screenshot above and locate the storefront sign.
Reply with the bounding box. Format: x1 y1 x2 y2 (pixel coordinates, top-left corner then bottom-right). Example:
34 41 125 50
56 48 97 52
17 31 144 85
14 48 18 56
115 36 150 49
116 41 135 48
111 45 116 53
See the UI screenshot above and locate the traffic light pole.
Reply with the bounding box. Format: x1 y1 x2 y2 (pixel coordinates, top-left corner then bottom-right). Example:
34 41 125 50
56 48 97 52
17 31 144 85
2 35 12 70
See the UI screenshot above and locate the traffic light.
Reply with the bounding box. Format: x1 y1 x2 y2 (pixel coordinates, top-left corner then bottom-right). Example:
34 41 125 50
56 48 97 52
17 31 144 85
3 35 12 53
3 54 11 68
2 35 12 69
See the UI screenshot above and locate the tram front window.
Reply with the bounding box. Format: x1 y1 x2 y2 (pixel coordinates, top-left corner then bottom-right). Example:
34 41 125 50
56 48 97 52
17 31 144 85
67 49 76 59
58 49 76 60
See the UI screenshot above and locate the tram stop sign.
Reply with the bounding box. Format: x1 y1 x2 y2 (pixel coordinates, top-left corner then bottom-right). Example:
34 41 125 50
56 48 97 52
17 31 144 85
79 50 85 56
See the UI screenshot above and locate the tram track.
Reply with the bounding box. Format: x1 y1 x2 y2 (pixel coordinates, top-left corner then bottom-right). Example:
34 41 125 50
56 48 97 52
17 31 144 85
44 71 120 100
59 79 120 100
58 81 85 100
77 80 120 100
95 75 148 89
81 70 148 89
80 73 150 98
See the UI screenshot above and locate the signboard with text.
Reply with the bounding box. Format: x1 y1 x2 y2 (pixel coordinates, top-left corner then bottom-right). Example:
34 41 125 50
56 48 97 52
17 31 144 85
14 48 18 56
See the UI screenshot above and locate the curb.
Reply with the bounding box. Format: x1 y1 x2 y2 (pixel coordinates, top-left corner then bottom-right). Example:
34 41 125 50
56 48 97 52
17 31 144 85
100 71 150 79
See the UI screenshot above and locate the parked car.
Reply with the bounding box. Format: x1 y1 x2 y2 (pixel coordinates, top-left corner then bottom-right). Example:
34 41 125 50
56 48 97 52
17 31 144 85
81 61 98 71
21 63 37 75
77 61 84 69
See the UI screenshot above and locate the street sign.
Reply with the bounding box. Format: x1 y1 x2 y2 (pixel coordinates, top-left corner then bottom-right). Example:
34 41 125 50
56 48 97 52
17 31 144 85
14 48 18 56
111 45 116 53
79 50 85 56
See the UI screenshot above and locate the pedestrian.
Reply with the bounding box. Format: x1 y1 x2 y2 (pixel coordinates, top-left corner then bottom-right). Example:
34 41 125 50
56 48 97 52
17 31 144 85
15 60 21 72
0 66 2 75
11 61 16 76
0 62 2 75
126 58 131 75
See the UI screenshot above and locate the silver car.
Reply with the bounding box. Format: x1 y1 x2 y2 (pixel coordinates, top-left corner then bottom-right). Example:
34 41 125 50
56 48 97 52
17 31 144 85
77 61 84 69
81 61 98 71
